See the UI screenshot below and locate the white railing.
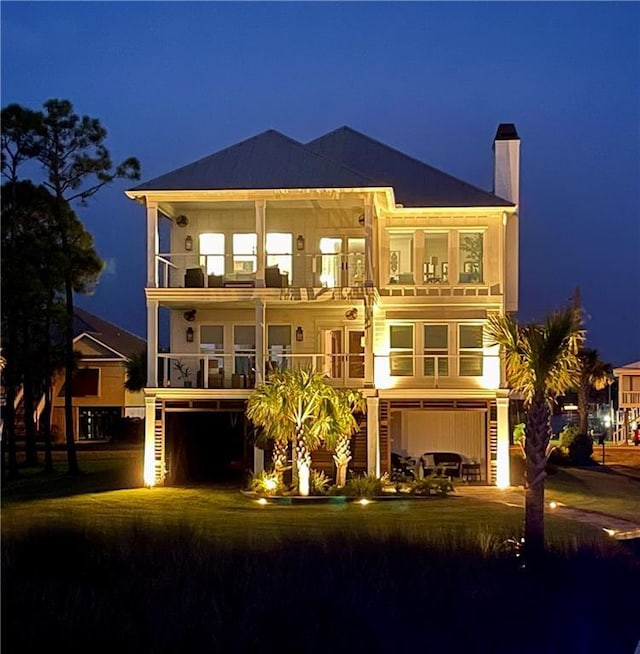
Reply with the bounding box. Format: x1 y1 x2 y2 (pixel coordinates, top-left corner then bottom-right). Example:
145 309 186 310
154 352 501 390
621 391 640 406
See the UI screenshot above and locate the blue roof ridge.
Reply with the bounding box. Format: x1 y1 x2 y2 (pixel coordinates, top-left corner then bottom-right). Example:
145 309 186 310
74 307 146 344
308 126 513 206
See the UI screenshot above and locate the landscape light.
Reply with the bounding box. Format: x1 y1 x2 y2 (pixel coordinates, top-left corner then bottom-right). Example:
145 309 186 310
257 498 268 506
358 498 370 506
549 501 558 510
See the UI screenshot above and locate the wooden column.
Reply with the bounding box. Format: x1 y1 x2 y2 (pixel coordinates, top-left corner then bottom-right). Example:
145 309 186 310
146 201 158 288
146 300 158 387
255 199 266 288
366 396 380 476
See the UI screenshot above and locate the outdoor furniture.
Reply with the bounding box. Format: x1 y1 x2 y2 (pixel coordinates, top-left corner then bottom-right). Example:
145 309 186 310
391 453 417 481
461 462 482 482
265 265 288 288
185 267 205 287
208 274 224 288
421 452 463 478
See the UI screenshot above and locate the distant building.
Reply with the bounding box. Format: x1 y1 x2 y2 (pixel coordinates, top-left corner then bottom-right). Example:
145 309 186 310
613 360 640 442
126 124 520 486
51 308 146 441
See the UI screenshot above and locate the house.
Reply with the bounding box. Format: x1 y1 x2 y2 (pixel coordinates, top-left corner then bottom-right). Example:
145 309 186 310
51 308 146 441
126 124 520 487
613 360 640 443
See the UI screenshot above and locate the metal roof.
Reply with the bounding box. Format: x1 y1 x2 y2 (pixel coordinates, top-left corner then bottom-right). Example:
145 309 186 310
130 126 514 208
306 126 513 208
130 129 375 192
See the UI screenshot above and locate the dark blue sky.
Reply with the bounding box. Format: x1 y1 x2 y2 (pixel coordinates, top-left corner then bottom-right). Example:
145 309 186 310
2 2 639 366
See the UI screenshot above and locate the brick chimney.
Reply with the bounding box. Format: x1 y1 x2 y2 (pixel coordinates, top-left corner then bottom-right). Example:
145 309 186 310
493 123 520 205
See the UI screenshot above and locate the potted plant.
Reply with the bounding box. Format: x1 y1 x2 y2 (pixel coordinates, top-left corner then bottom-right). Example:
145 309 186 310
173 360 193 387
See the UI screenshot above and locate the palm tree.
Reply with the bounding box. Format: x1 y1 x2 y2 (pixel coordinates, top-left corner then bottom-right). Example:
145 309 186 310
576 348 613 435
323 388 366 487
247 368 364 495
487 307 583 560
124 350 147 392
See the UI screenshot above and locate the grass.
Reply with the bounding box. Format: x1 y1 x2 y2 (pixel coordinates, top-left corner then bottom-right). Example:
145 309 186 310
3 448 640 653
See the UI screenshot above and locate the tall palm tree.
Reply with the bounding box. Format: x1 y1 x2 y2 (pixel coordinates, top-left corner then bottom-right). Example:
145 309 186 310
576 348 613 435
487 307 583 560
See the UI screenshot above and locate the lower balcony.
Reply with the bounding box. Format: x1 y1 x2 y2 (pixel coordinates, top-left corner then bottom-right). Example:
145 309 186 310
153 352 501 392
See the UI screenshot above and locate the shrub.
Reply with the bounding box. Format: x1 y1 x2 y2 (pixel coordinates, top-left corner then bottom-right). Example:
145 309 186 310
558 424 579 452
343 472 386 498
248 470 283 496
409 474 455 497
309 469 332 496
568 432 595 466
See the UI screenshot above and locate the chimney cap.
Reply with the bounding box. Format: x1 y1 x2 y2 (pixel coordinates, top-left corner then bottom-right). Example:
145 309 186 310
494 123 519 141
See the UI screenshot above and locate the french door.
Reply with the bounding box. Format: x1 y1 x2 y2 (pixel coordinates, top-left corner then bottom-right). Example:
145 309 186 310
319 237 365 287
323 327 365 385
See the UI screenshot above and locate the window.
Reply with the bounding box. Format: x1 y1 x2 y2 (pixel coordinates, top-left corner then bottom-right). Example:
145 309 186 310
234 325 255 376
71 368 99 397
459 325 483 376
200 325 224 365
390 325 414 376
423 325 449 377
459 233 483 283
233 233 257 273
319 237 342 288
199 233 225 275
389 233 414 284
266 233 292 283
423 233 448 283
267 325 292 372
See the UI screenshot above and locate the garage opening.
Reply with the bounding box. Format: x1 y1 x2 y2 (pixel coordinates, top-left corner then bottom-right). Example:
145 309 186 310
391 409 486 468
165 411 249 484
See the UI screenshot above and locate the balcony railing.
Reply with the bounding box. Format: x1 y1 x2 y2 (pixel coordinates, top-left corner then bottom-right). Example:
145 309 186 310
621 391 640 407
154 352 501 390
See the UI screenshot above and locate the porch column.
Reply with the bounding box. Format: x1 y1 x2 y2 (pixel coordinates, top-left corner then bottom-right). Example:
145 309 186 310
146 201 159 288
146 300 158 387
255 199 266 288
253 298 266 474
366 396 380 476
496 391 511 488
143 393 157 486
363 200 374 287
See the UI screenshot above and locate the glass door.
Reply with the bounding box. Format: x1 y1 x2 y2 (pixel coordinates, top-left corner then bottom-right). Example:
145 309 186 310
323 327 364 385
347 238 365 286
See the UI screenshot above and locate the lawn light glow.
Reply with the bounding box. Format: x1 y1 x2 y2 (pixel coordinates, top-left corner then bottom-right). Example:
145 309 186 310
603 528 617 537
358 498 370 506
548 501 558 510
264 478 277 492
257 498 268 506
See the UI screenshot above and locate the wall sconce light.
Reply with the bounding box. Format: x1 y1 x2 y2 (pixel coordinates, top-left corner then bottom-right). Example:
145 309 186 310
296 326 304 342
296 234 305 251
186 327 194 343
184 235 193 251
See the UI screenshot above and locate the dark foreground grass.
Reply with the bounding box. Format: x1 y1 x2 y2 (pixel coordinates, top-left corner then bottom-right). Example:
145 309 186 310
3 524 639 654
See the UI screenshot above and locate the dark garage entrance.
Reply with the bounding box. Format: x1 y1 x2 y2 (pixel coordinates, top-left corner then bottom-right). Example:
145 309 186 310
165 409 249 484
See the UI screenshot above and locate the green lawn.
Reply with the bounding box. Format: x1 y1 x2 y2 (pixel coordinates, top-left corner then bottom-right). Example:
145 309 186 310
3 448 640 654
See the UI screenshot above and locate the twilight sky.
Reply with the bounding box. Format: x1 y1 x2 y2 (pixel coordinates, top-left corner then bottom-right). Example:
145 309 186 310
2 1 639 366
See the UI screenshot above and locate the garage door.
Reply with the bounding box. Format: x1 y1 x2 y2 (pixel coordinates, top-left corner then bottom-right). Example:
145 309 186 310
402 410 485 462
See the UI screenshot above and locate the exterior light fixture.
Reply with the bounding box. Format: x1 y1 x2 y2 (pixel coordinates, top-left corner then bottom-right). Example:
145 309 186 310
184 235 193 251
296 234 305 251
548 501 558 510
186 327 194 343
296 326 304 342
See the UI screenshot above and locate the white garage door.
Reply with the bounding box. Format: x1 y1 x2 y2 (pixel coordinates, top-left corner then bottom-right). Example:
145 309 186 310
401 410 485 463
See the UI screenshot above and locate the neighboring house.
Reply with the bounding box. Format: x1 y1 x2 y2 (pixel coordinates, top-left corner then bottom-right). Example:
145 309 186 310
51 308 146 441
613 361 640 443
126 124 520 486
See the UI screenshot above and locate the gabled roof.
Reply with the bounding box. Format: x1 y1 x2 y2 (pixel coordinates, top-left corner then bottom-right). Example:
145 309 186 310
613 360 640 374
130 126 513 208
73 308 146 359
130 129 376 192
306 126 512 208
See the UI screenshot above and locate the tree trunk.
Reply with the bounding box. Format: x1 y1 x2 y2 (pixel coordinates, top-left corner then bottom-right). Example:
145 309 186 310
524 394 552 563
3 379 19 481
42 380 54 474
272 439 288 482
22 318 39 467
63 266 80 475
296 438 311 496
577 381 589 435
333 436 352 487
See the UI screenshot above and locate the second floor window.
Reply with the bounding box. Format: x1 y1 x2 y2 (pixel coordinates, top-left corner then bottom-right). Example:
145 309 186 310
266 233 292 282
389 324 414 376
423 325 449 377
389 233 414 285
459 324 484 376
423 233 448 283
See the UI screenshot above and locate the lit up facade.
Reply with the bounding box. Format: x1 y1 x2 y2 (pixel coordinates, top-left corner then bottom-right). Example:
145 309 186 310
126 125 520 487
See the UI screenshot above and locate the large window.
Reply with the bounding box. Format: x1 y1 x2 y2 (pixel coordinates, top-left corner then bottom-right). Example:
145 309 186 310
423 325 449 377
319 237 342 288
267 325 292 372
390 325 414 376
389 234 414 284
459 233 483 284
423 233 448 283
233 233 257 273
459 325 483 376
266 233 292 283
199 233 225 275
